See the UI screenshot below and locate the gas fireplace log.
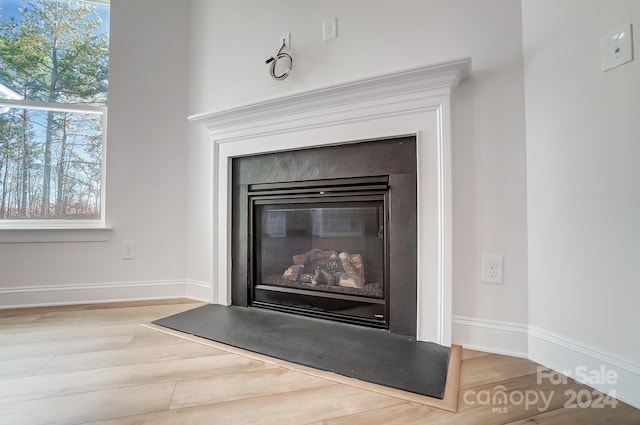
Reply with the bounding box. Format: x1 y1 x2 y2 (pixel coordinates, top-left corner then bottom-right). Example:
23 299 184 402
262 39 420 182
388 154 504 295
312 266 337 286
293 249 338 265
283 265 304 281
282 249 365 288
338 252 366 288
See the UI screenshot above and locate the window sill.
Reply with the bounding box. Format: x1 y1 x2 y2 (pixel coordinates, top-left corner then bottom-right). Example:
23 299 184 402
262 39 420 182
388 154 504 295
0 227 112 243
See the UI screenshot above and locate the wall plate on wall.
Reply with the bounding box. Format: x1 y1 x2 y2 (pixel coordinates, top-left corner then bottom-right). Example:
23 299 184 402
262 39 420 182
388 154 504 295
323 18 337 41
481 254 504 284
601 23 634 71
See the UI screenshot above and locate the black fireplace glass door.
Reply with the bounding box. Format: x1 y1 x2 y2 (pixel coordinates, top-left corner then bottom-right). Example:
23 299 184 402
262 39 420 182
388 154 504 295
255 201 385 300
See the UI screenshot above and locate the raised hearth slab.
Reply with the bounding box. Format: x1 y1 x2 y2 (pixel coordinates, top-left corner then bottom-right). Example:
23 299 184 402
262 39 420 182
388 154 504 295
153 304 451 400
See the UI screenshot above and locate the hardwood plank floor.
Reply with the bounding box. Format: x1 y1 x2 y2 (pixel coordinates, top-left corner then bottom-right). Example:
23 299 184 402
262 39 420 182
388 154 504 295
0 299 637 424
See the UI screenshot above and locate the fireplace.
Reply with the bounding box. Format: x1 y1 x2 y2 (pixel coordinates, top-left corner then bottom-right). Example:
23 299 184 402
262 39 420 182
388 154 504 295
250 176 389 327
190 59 470 344
232 138 418 335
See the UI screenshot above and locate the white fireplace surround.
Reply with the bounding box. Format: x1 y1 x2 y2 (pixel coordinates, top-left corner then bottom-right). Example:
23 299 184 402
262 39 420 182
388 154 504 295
190 58 471 346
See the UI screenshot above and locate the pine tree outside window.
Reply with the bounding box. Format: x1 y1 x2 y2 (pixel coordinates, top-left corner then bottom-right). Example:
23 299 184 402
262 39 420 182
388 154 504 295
0 0 109 229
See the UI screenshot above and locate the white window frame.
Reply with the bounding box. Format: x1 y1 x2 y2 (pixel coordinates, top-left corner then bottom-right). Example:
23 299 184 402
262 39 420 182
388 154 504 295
0 0 111 242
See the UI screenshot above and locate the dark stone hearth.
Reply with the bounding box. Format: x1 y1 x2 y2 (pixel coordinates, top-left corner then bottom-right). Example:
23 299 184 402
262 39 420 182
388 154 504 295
153 304 450 399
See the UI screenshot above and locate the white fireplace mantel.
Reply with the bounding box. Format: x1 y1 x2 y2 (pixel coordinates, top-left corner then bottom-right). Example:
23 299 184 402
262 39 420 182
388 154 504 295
190 58 471 346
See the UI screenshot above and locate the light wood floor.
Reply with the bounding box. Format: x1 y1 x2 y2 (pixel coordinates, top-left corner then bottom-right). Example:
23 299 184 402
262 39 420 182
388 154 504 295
0 300 638 424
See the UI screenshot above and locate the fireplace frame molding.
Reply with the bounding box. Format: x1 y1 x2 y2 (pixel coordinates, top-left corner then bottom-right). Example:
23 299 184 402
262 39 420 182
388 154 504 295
189 58 471 346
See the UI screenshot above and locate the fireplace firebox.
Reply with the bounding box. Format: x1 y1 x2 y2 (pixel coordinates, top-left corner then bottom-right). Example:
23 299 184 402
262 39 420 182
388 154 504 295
249 176 389 327
232 137 418 336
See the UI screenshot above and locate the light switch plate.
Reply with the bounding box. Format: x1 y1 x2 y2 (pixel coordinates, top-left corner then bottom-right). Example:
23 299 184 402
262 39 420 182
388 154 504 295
601 23 634 71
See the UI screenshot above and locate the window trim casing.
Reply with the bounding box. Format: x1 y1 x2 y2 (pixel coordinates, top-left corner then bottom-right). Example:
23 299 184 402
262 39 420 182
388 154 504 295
0 99 109 241
0 0 111 242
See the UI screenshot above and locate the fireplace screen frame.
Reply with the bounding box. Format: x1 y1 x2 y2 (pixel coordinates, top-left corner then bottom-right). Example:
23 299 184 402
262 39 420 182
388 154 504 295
248 176 391 328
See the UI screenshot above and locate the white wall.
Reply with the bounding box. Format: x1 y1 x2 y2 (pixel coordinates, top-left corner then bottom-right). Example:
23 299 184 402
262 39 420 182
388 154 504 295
0 0 191 305
523 0 640 406
187 0 529 353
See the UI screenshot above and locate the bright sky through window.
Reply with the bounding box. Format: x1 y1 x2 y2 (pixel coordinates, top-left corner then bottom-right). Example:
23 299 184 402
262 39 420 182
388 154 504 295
0 0 110 224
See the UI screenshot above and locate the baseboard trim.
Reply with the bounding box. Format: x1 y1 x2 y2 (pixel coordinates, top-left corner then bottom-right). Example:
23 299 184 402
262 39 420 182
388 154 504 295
453 316 640 407
529 326 640 409
0 280 212 309
452 315 528 358
184 279 212 302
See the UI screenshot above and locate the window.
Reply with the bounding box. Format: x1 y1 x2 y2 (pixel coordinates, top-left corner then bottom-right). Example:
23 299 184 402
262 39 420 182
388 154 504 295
0 0 109 229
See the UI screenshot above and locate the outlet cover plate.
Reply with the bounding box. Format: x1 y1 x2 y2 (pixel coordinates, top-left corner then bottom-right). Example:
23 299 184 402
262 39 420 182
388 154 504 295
482 254 504 284
323 18 337 41
602 23 634 71
122 241 136 260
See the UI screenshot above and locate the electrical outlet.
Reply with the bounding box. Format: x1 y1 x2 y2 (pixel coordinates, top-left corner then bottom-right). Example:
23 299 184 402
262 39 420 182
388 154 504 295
122 241 135 260
482 254 503 284
323 18 337 41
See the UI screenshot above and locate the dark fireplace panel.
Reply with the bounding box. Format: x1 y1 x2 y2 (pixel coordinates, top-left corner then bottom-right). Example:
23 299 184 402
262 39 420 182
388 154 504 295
249 177 389 327
232 136 418 336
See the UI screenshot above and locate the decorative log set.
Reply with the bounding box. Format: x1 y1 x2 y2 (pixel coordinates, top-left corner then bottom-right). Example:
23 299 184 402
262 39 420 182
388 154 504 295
281 248 366 288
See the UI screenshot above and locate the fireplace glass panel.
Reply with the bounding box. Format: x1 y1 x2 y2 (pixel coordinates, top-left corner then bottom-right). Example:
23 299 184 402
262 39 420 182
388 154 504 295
256 202 385 300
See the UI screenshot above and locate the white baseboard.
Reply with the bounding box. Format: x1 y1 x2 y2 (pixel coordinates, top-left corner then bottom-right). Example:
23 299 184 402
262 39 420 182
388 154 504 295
0 280 212 309
529 326 640 409
184 279 213 302
453 316 640 408
452 315 529 358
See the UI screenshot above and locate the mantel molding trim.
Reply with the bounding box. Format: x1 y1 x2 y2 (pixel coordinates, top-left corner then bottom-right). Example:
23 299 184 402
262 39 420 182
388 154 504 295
189 59 471 142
